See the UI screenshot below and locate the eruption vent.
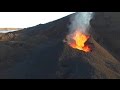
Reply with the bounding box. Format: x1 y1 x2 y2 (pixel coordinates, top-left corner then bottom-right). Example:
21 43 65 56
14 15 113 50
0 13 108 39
67 29 91 52
66 12 94 52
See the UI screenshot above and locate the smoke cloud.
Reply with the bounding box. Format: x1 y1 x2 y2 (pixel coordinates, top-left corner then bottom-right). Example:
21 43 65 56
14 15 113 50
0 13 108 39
69 12 94 34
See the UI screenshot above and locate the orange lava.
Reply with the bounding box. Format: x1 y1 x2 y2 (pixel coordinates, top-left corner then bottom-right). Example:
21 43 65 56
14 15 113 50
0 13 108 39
67 29 91 52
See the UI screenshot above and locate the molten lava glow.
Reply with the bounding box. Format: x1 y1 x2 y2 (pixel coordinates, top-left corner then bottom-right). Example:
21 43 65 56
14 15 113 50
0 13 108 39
67 30 91 52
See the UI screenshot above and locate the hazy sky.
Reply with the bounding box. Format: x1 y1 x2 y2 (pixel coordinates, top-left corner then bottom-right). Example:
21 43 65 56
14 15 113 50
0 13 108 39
0 12 75 28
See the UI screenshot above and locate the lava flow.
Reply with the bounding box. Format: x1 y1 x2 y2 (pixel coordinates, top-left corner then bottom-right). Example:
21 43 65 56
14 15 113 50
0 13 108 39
66 29 91 52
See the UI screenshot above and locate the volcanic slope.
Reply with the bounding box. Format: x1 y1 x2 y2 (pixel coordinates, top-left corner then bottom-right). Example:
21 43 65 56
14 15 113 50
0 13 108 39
0 13 120 79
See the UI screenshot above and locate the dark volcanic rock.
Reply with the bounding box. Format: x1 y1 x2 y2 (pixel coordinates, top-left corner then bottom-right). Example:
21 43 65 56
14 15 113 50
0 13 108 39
91 12 120 61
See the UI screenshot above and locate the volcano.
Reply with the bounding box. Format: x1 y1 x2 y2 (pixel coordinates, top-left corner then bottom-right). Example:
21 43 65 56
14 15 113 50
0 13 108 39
66 29 91 52
0 12 120 79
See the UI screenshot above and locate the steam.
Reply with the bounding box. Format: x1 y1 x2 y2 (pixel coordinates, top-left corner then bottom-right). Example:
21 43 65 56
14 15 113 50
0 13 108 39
69 12 94 34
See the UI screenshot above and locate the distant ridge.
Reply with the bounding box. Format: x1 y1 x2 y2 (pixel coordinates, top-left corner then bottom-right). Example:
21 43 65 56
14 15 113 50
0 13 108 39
0 28 22 30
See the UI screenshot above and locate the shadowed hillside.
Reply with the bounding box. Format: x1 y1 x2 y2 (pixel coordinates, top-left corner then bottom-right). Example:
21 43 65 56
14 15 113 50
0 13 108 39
91 12 120 61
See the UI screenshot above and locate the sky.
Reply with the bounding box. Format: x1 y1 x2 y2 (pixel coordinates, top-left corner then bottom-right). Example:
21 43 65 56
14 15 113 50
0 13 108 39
0 12 75 28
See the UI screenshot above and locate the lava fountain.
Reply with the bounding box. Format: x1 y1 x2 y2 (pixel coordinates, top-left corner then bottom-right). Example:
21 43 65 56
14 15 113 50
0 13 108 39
66 12 94 52
66 28 91 52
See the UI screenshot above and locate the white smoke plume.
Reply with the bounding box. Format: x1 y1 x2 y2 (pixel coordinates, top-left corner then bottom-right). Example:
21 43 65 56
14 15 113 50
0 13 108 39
69 12 94 35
